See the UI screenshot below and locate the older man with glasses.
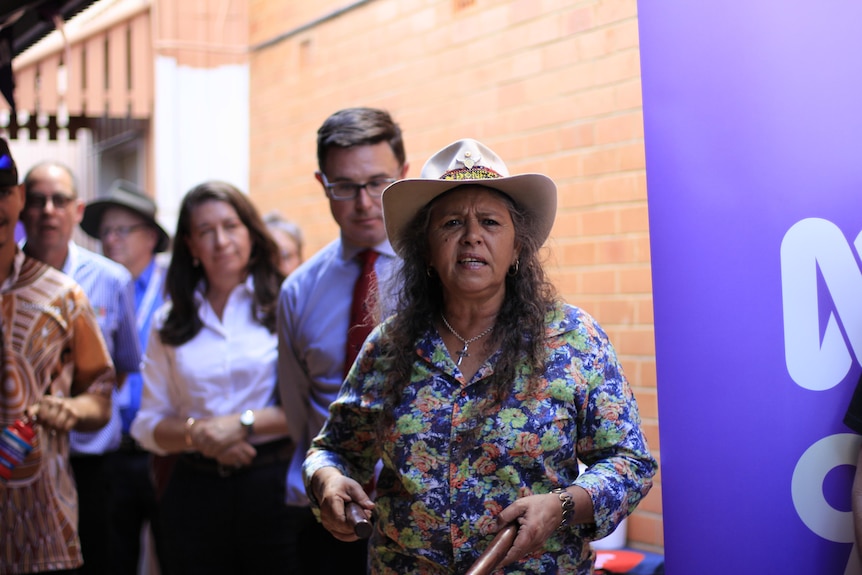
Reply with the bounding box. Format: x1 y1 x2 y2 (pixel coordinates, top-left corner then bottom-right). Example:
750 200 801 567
20 163 140 575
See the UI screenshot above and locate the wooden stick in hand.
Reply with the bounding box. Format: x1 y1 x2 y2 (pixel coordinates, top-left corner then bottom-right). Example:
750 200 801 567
345 501 373 539
463 523 519 575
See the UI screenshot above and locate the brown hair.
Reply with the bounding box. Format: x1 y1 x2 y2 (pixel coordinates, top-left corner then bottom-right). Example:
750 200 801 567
159 181 284 346
263 210 304 262
316 107 406 171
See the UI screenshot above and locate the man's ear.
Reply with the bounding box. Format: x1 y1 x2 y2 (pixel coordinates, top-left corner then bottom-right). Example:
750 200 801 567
314 171 326 193
144 226 159 252
73 197 85 224
14 183 24 209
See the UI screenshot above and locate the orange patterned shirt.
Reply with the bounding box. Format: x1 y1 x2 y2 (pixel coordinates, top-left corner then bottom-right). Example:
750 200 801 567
0 251 115 574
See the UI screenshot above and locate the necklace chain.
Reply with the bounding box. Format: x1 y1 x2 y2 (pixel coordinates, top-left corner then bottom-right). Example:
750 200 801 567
441 314 495 366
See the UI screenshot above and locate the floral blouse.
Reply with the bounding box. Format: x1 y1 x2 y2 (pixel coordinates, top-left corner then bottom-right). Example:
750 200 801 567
304 301 657 574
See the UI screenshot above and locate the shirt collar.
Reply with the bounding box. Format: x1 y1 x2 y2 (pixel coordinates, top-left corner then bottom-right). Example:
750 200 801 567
60 240 78 275
18 239 75 272
543 302 581 338
135 258 156 291
193 274 256 304
340 238 396 262
1 248 26 291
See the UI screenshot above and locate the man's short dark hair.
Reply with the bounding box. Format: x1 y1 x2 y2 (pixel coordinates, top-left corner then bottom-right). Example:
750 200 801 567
316 107 405 171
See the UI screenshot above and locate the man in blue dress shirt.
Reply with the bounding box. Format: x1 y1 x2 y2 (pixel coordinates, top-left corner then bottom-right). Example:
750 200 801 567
21 163 140 575
277 107 409 573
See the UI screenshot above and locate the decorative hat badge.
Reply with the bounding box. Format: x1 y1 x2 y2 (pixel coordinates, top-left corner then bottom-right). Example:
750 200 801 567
459 150 479 169
440 146 503 182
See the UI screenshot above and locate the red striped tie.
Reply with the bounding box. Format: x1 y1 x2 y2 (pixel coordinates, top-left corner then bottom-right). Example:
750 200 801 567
344 249 379 377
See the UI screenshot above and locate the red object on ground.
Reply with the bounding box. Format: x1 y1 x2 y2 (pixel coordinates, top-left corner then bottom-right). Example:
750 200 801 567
595 549 645 573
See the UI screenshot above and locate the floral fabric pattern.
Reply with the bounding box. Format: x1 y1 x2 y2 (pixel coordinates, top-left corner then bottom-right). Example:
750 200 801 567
305 301 656 574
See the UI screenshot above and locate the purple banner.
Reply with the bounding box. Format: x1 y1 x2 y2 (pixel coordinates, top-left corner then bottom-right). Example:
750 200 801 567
638 1 862 573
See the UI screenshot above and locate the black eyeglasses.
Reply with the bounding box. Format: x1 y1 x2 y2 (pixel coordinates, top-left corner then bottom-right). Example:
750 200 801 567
25 193 76 210
98 223 149 240
320 173 398 201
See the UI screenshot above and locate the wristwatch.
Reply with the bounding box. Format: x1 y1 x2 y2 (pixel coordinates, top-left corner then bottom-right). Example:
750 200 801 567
240 409 255 436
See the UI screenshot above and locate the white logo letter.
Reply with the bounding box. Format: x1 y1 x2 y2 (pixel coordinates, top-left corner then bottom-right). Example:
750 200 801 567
781 218 862 390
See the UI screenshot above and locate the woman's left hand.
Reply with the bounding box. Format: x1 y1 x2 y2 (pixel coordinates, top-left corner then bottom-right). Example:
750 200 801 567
213 440 257 468
191 414 246 457
490 492 570 569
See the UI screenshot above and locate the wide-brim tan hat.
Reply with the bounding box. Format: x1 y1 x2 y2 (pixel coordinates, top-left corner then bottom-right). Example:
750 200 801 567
382 138 557 257
81 179 170 253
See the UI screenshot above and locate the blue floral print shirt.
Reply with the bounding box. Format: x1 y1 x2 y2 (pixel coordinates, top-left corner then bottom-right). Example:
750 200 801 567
304 302 657 574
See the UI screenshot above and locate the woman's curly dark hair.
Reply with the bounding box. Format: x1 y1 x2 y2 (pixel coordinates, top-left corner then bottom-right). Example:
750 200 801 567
379 185 558 426
159 180 285 346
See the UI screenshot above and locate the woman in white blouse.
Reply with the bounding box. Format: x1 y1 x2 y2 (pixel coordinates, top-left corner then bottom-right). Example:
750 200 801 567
131 180 294 574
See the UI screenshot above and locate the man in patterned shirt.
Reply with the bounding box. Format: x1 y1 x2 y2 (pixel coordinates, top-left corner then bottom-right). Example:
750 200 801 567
0 137 116 573
20 162 140 575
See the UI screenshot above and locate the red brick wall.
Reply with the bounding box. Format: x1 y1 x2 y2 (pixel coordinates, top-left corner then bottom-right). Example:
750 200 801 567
249 0 662 553
156 0 248 67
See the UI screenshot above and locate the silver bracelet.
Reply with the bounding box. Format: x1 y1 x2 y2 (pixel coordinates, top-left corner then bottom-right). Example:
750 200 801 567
551 487 574 530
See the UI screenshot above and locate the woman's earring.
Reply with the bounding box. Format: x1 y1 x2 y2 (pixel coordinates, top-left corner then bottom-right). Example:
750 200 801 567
508 259 520 276
426 266 434 278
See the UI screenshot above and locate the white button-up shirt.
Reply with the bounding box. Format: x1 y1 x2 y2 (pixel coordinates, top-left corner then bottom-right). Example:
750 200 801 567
131 277 282 454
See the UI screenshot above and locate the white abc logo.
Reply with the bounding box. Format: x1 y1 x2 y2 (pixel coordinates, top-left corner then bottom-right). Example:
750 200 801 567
781 218 862 390
782 218 862 574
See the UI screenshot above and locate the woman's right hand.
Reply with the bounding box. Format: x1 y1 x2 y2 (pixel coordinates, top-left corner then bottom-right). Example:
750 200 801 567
311 467 375 542
27 395 79 432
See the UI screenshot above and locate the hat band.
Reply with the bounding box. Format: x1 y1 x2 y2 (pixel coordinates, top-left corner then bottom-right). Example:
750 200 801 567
439 166 503 181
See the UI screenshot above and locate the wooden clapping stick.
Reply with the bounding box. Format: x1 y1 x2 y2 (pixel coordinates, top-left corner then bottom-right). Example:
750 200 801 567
346 502 517 574
463 523 519 575
345 501 373 539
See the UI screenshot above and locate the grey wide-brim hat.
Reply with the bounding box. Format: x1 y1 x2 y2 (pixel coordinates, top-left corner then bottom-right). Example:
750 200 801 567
382 138 557 257
81 179 170 253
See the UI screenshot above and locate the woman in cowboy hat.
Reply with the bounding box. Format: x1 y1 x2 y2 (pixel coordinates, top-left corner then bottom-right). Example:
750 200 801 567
304 139 657 574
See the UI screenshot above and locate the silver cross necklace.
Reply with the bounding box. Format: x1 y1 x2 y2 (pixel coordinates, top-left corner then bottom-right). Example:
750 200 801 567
441 314 495 366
